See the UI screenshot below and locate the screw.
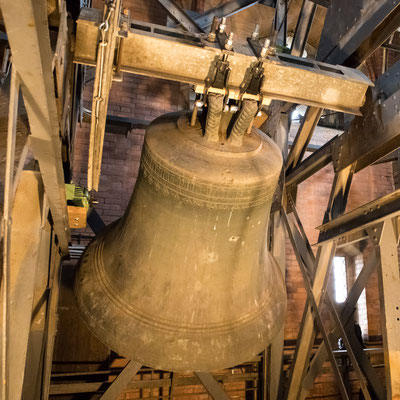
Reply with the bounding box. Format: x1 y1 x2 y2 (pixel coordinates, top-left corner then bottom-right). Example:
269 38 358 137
219 17 227 33
207 16 219 42
251 24 260 40
225 32 234 50
230 104 239 113
260 38 271 58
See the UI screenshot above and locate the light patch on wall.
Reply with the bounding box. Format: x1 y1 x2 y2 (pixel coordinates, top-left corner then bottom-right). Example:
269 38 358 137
333 256 347 303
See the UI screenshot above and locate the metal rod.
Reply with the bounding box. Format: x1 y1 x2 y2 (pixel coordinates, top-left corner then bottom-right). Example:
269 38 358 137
1 66 19 400
191 104 199 126
324 291 372 399
280 207 350 400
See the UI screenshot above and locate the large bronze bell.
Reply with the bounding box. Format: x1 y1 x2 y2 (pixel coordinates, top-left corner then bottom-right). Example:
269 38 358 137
75 99 286 372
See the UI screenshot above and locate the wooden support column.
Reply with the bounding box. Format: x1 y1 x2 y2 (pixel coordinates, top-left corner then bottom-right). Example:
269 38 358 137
0 0 70 253
6 171 45 400
41 241 62 400
21 221 53 400
377 218 400 399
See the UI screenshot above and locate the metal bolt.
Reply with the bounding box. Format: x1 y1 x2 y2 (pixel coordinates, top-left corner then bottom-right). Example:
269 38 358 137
260 38 271 58
207 16 219 42
251 24 260 40
230 104 239 113
225 32 234 50
195 100 204 108
219 17 227 33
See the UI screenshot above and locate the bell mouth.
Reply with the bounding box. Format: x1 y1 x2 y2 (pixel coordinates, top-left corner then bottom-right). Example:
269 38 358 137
75 233 286 372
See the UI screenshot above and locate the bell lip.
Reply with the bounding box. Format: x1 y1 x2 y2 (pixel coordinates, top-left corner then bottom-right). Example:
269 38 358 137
74 236 287 372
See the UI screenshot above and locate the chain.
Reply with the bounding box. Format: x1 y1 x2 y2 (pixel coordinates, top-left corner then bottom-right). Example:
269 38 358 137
94 0 116 129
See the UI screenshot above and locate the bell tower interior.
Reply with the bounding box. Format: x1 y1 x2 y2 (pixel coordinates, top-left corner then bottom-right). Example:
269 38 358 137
1 0 400 399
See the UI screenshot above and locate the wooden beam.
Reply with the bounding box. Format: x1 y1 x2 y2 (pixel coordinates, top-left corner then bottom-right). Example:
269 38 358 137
6 171 45 400
1 66 19 400
87 0 121 191
377 219 400 398
21 220 53 400
50 372 259 395
0 0 70 253
100 360 142 400
41 241 62 399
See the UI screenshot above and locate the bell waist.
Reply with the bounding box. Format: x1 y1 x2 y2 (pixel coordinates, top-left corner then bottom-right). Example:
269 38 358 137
140 142 277 210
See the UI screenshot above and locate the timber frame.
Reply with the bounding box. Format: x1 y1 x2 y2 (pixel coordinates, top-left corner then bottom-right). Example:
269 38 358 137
1 0 400 399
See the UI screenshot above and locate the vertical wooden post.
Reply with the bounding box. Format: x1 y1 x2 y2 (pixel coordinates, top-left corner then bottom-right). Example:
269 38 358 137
378 219 400 399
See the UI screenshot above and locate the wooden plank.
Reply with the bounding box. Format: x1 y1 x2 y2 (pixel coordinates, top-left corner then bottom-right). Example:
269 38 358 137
50 372 260 395
21 221 53 400
377 219 400 399
6 171 44 400
1 66 19 400
41 240 62 399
